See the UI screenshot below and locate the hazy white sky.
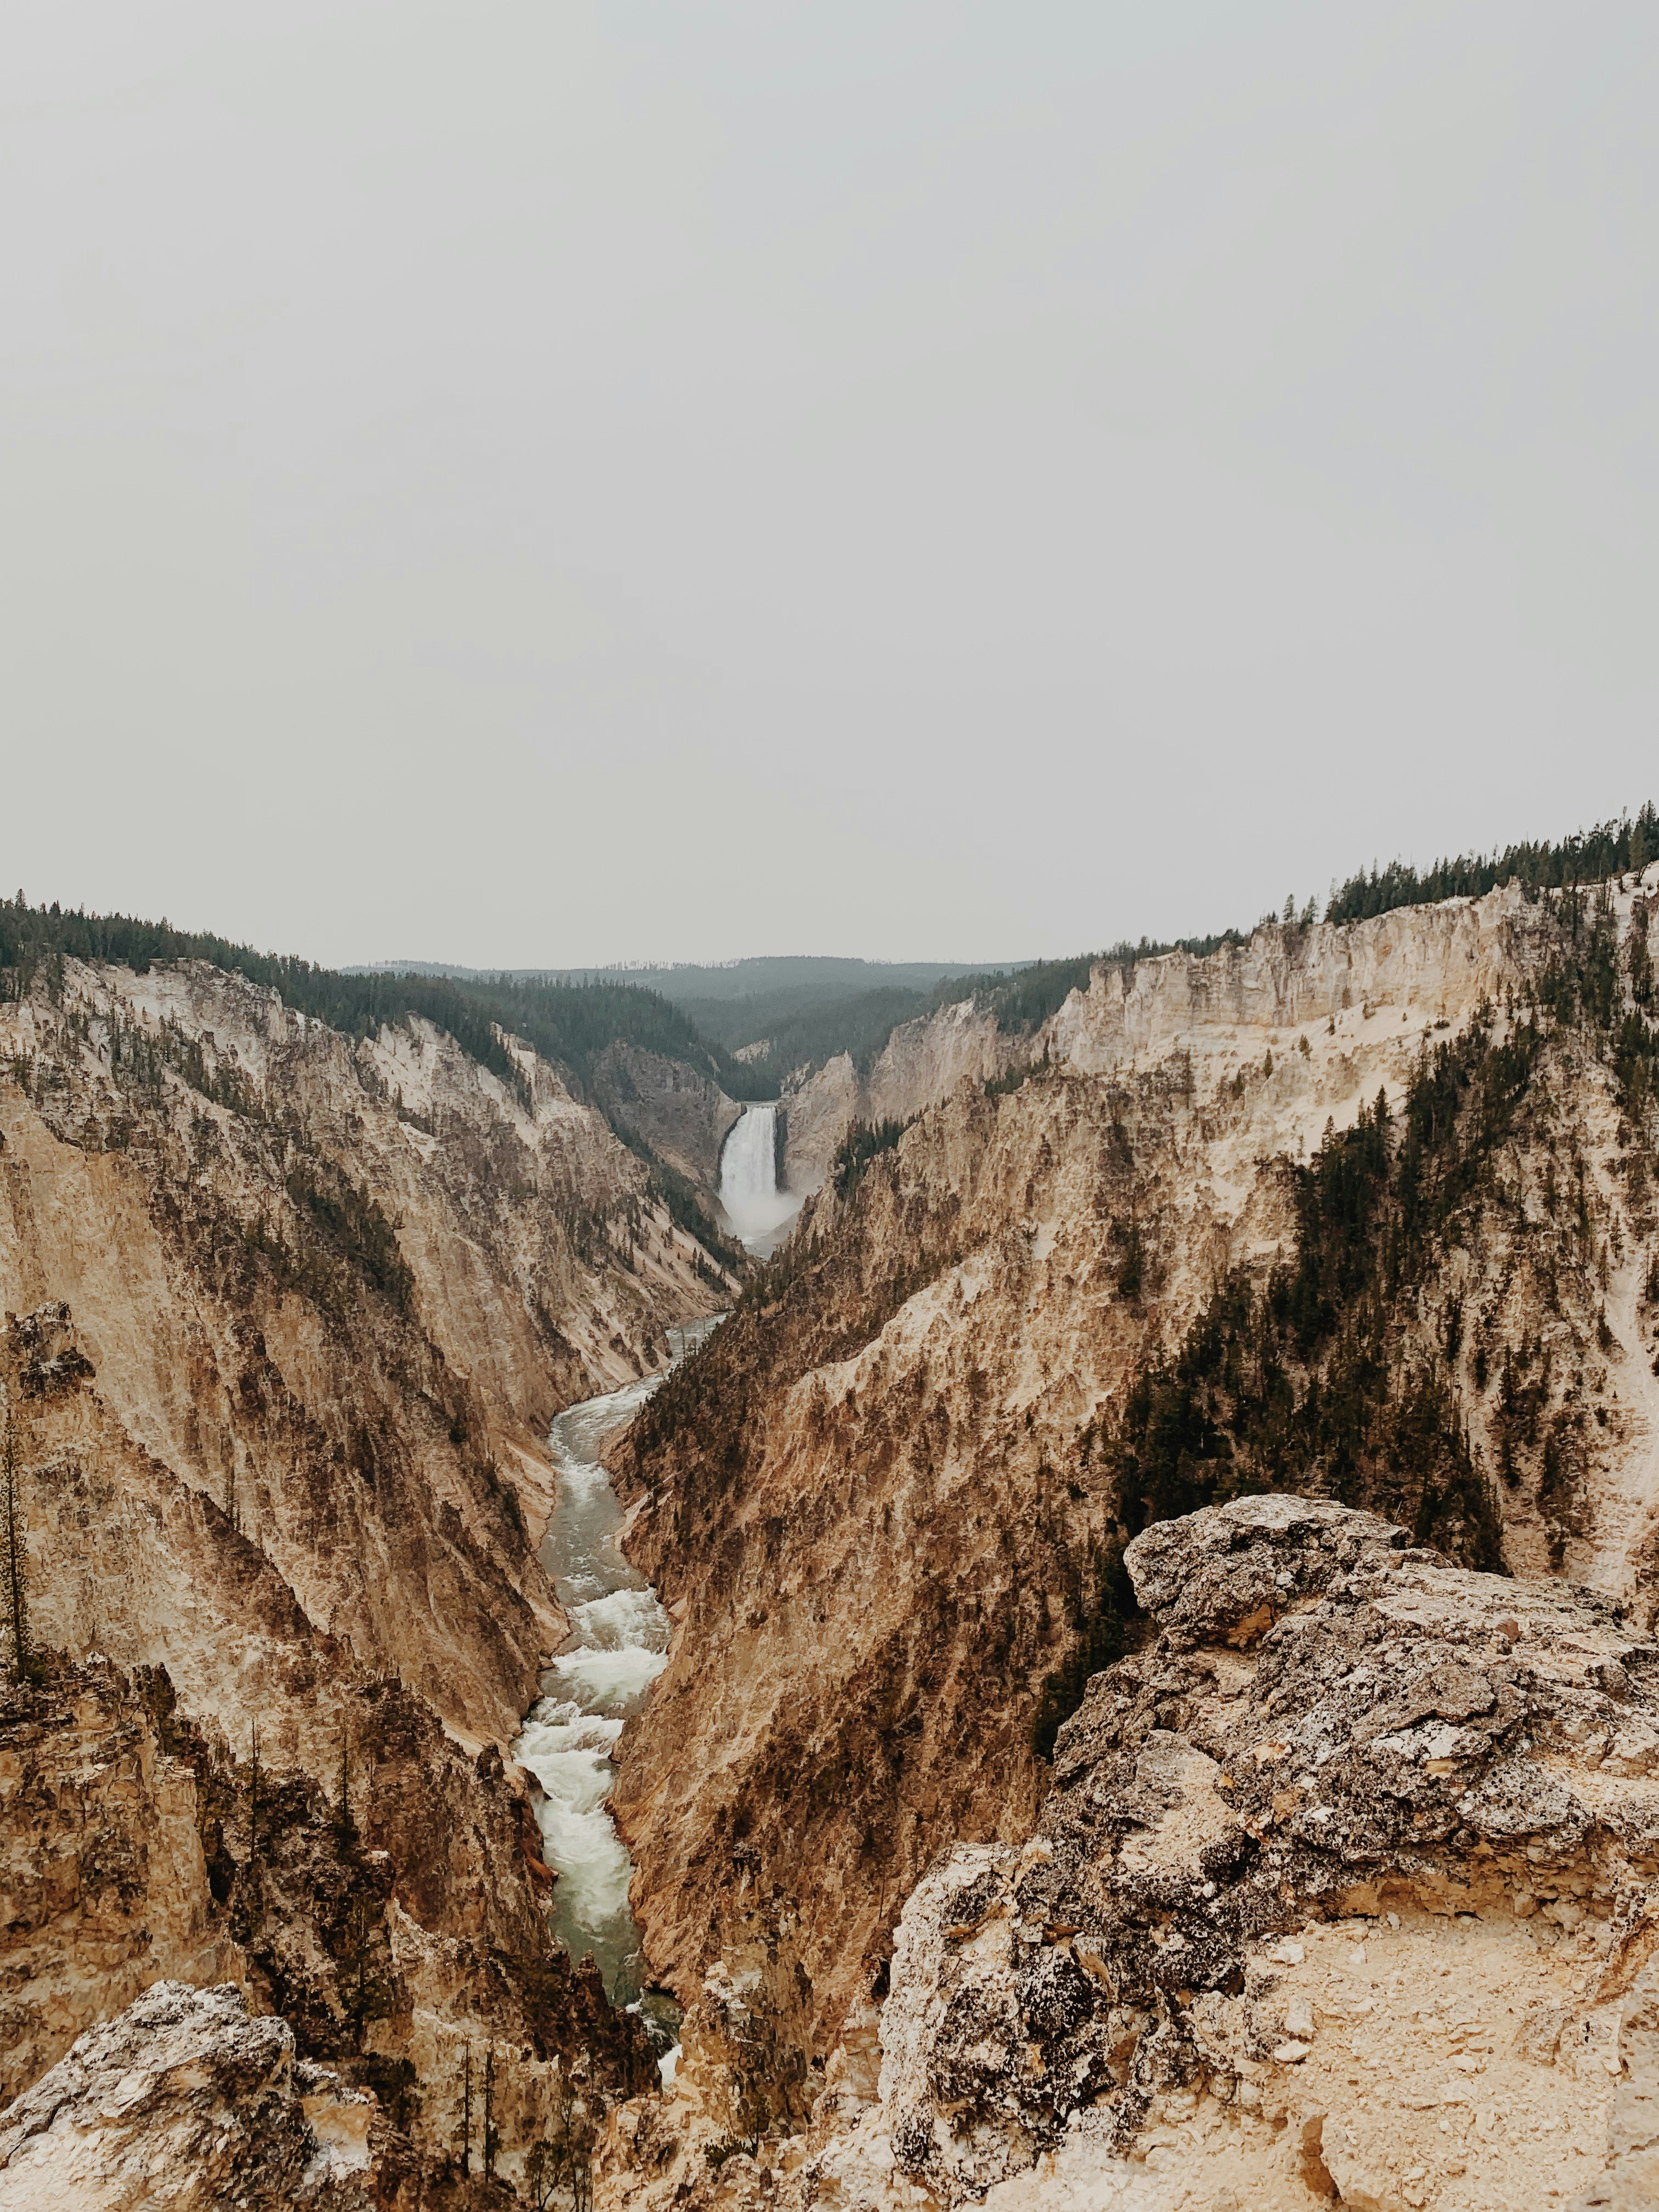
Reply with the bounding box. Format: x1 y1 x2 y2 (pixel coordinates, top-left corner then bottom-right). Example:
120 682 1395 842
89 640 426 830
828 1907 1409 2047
3 4 1655 967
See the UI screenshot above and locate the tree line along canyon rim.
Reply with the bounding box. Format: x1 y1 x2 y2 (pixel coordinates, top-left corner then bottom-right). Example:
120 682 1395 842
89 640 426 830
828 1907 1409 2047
2 808 1659 2210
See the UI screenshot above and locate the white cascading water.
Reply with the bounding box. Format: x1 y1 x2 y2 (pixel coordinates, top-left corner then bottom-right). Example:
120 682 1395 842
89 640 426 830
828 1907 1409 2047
511 1317 721 2078
719 1104 800 1252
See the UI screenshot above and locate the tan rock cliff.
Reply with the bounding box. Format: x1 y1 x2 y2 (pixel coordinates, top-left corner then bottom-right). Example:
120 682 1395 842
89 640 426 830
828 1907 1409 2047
608 875 1659 2139
0 952 725 2175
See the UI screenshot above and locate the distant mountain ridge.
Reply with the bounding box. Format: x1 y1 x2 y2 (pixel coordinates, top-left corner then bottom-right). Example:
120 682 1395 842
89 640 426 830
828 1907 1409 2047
346 953 1015 997
347 956 1030 1094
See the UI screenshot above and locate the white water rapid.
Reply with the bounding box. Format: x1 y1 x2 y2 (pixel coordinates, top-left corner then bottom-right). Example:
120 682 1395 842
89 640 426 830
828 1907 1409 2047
719 1103 800 1254
511 1318 719 2065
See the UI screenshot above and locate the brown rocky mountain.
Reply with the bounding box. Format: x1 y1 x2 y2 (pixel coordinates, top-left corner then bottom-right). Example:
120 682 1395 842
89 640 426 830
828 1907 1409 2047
598 870 1659 2208
0 952 730 2194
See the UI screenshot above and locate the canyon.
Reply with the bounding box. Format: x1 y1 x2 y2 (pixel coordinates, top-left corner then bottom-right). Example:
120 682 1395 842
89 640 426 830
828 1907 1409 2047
3 864 1659 2210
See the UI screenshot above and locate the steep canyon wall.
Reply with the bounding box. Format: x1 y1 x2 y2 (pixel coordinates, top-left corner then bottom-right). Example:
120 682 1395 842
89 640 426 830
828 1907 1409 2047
0 955 730 2181
608 876 1659 2155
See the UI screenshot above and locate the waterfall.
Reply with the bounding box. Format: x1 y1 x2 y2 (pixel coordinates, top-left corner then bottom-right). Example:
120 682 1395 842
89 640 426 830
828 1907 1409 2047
719 1105 799 1252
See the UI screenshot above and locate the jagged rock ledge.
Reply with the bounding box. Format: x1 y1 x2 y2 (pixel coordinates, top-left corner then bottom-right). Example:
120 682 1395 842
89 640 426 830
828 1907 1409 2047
601 1496 1659 2211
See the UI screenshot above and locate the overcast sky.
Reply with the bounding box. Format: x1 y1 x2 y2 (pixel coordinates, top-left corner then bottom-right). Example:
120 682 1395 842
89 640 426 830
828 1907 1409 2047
3 4 1656 968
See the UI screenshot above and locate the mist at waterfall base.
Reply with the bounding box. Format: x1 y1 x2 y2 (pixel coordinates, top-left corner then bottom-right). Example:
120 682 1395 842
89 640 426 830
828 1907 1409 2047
511 1321 719 2056
719 1104 801 1254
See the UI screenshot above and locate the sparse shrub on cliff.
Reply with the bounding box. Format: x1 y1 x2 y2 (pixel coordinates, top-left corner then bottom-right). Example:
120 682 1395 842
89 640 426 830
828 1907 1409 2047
1030 1544 1138 1763
283 1163 415 1315
0 1411 42 1685
1091 1013 1546 1565
527 2070 595 2210
831 1115 909 1198
985 1048 1049 1100
610 1127 745 1276
1095 890 1657 1567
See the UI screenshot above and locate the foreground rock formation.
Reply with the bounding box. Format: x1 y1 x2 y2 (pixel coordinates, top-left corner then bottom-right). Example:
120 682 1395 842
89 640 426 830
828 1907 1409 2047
607 873 1659 2157
601 1496 1659 2210
0 1980 415 2210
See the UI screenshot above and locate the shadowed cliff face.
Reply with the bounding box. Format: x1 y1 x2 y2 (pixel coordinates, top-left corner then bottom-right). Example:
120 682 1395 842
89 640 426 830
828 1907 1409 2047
608 876 1659 2107
589 1040 744 1198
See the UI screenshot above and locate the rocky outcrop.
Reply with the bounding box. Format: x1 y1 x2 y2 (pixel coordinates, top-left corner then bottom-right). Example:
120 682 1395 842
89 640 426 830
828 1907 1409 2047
601 1497 1659 2210
0 1980 421 2209
808 1495 1659 2209
607 874 1659 2143
0 1641 655 2180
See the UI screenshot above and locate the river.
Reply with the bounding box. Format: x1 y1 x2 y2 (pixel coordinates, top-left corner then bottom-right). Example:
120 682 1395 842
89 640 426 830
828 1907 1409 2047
512 1319 720 2063
514 1118 794 2057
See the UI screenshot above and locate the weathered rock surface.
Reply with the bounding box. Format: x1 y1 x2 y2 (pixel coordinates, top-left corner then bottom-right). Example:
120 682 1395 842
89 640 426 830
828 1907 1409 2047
0 1980 418 2209
861 1494 1659 2203
780 880 1552 1197
0 1663 241 2107
603 1498 1659 2210
0 1638 655 2172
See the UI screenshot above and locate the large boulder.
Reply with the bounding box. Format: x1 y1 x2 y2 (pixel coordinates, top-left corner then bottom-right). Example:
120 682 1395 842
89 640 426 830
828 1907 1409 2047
0 1981 417 2210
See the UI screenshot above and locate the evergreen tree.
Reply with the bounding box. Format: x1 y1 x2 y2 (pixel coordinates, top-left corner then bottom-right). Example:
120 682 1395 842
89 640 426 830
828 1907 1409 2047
459 2045 472 2177
1 1409 41 1684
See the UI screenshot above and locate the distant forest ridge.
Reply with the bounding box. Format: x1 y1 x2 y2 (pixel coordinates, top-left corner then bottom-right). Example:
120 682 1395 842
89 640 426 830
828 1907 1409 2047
351 955 1028 1085
3 800 1652 1110
348 954 1009 1001
0 893 760 1260
0 895 766 1091
1324 803 1657 926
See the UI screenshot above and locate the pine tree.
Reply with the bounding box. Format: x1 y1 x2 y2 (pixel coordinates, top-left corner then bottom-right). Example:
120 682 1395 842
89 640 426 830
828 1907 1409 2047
459 2046 472 2177
1 1409 41 1684
483 2042 498 2179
